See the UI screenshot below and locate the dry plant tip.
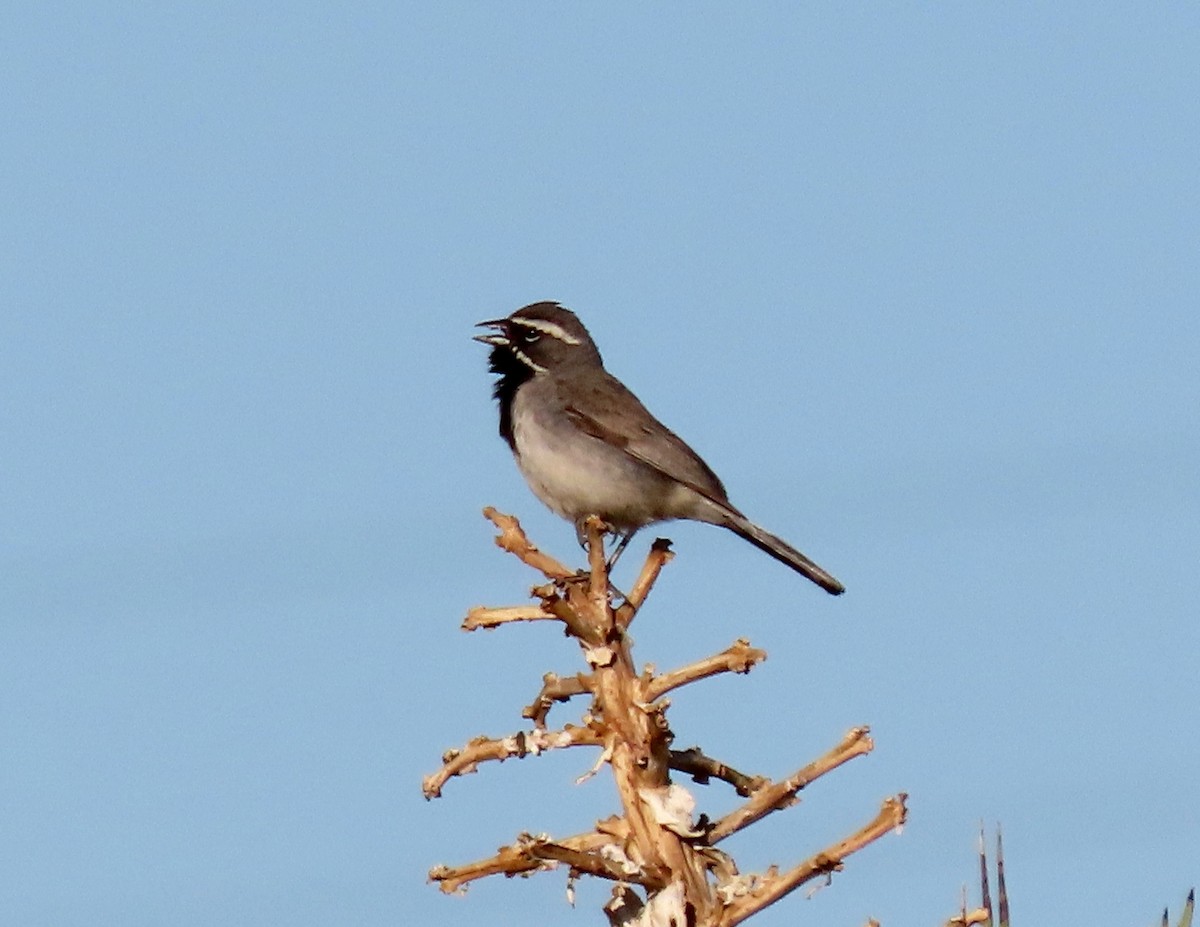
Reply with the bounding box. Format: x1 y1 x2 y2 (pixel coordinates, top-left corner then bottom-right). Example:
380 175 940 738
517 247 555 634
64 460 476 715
435 511 901 925
482 507 575 581
462 604 556 631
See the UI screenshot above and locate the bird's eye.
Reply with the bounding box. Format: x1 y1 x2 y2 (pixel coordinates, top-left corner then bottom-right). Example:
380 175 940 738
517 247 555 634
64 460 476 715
521 329 541 343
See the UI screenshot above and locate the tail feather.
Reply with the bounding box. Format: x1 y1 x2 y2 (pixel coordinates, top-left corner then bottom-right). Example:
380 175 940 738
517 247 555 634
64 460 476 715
723 514 845 595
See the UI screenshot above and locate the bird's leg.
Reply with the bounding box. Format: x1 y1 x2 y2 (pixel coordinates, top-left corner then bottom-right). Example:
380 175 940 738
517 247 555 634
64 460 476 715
570 518 635 600
605 528 639 571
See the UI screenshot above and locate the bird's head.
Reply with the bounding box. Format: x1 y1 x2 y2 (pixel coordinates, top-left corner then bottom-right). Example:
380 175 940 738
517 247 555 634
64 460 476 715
474 301 602 374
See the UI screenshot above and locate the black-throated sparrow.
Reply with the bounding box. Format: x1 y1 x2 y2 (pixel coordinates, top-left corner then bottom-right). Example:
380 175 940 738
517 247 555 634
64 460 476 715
474 302 845 595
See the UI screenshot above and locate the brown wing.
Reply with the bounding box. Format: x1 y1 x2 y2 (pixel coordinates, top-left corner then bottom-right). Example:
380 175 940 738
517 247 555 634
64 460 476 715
563 370 738 512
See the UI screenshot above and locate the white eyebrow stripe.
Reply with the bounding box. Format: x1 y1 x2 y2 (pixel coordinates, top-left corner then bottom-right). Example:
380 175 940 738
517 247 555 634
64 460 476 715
509 317 581 345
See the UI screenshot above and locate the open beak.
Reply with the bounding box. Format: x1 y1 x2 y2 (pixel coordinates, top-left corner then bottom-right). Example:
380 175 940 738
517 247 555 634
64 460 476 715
473 319 509 347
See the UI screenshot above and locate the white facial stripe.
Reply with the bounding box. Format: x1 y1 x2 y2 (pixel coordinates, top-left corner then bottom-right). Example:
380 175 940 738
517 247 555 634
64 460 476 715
509 344 547 373
509 317 581 345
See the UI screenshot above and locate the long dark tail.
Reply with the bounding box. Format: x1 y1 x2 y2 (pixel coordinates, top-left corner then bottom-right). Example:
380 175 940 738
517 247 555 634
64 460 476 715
723 513 845 595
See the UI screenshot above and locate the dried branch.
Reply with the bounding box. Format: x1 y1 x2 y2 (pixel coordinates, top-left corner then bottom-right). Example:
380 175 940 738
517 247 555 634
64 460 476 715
718 793 908 926
646 639 767 701
523 671 593 727
483 506 575 581
669 747 768 797
431 510 905 925
584 514 612 613
538 586 607 643
462 604 557 631
535 837 667 888
615 538 675 628
429 842 540 894
707 727 874 844
430 830 623 894
423 725 603 799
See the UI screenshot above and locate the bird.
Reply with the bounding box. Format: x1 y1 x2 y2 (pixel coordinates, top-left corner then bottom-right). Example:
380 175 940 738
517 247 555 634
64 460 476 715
473 301 845 595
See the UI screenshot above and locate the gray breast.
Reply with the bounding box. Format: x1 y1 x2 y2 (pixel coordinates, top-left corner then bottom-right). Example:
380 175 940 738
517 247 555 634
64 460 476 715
508 378 697 530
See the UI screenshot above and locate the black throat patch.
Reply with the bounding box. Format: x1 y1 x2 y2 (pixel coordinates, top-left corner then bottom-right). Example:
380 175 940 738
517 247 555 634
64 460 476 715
488 344 533 451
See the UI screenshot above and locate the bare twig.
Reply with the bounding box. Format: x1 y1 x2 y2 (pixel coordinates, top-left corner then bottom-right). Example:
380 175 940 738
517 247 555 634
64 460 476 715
423 725 603 799
719 794 908 926
462 604 557 630
523 671 593 727
615 538 675 628
647 639 767 701
429 842 542 894
483 507 575 581
535 837 668 888
430 830 623 894
584 515 612 617
669 746 768 797
707 727 875 844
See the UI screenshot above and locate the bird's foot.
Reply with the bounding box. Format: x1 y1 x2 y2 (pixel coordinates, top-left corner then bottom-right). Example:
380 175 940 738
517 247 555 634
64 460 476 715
569 517 635 602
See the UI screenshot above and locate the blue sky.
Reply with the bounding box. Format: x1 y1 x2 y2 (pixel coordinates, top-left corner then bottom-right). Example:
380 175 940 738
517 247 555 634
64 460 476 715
2 4 1197 925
